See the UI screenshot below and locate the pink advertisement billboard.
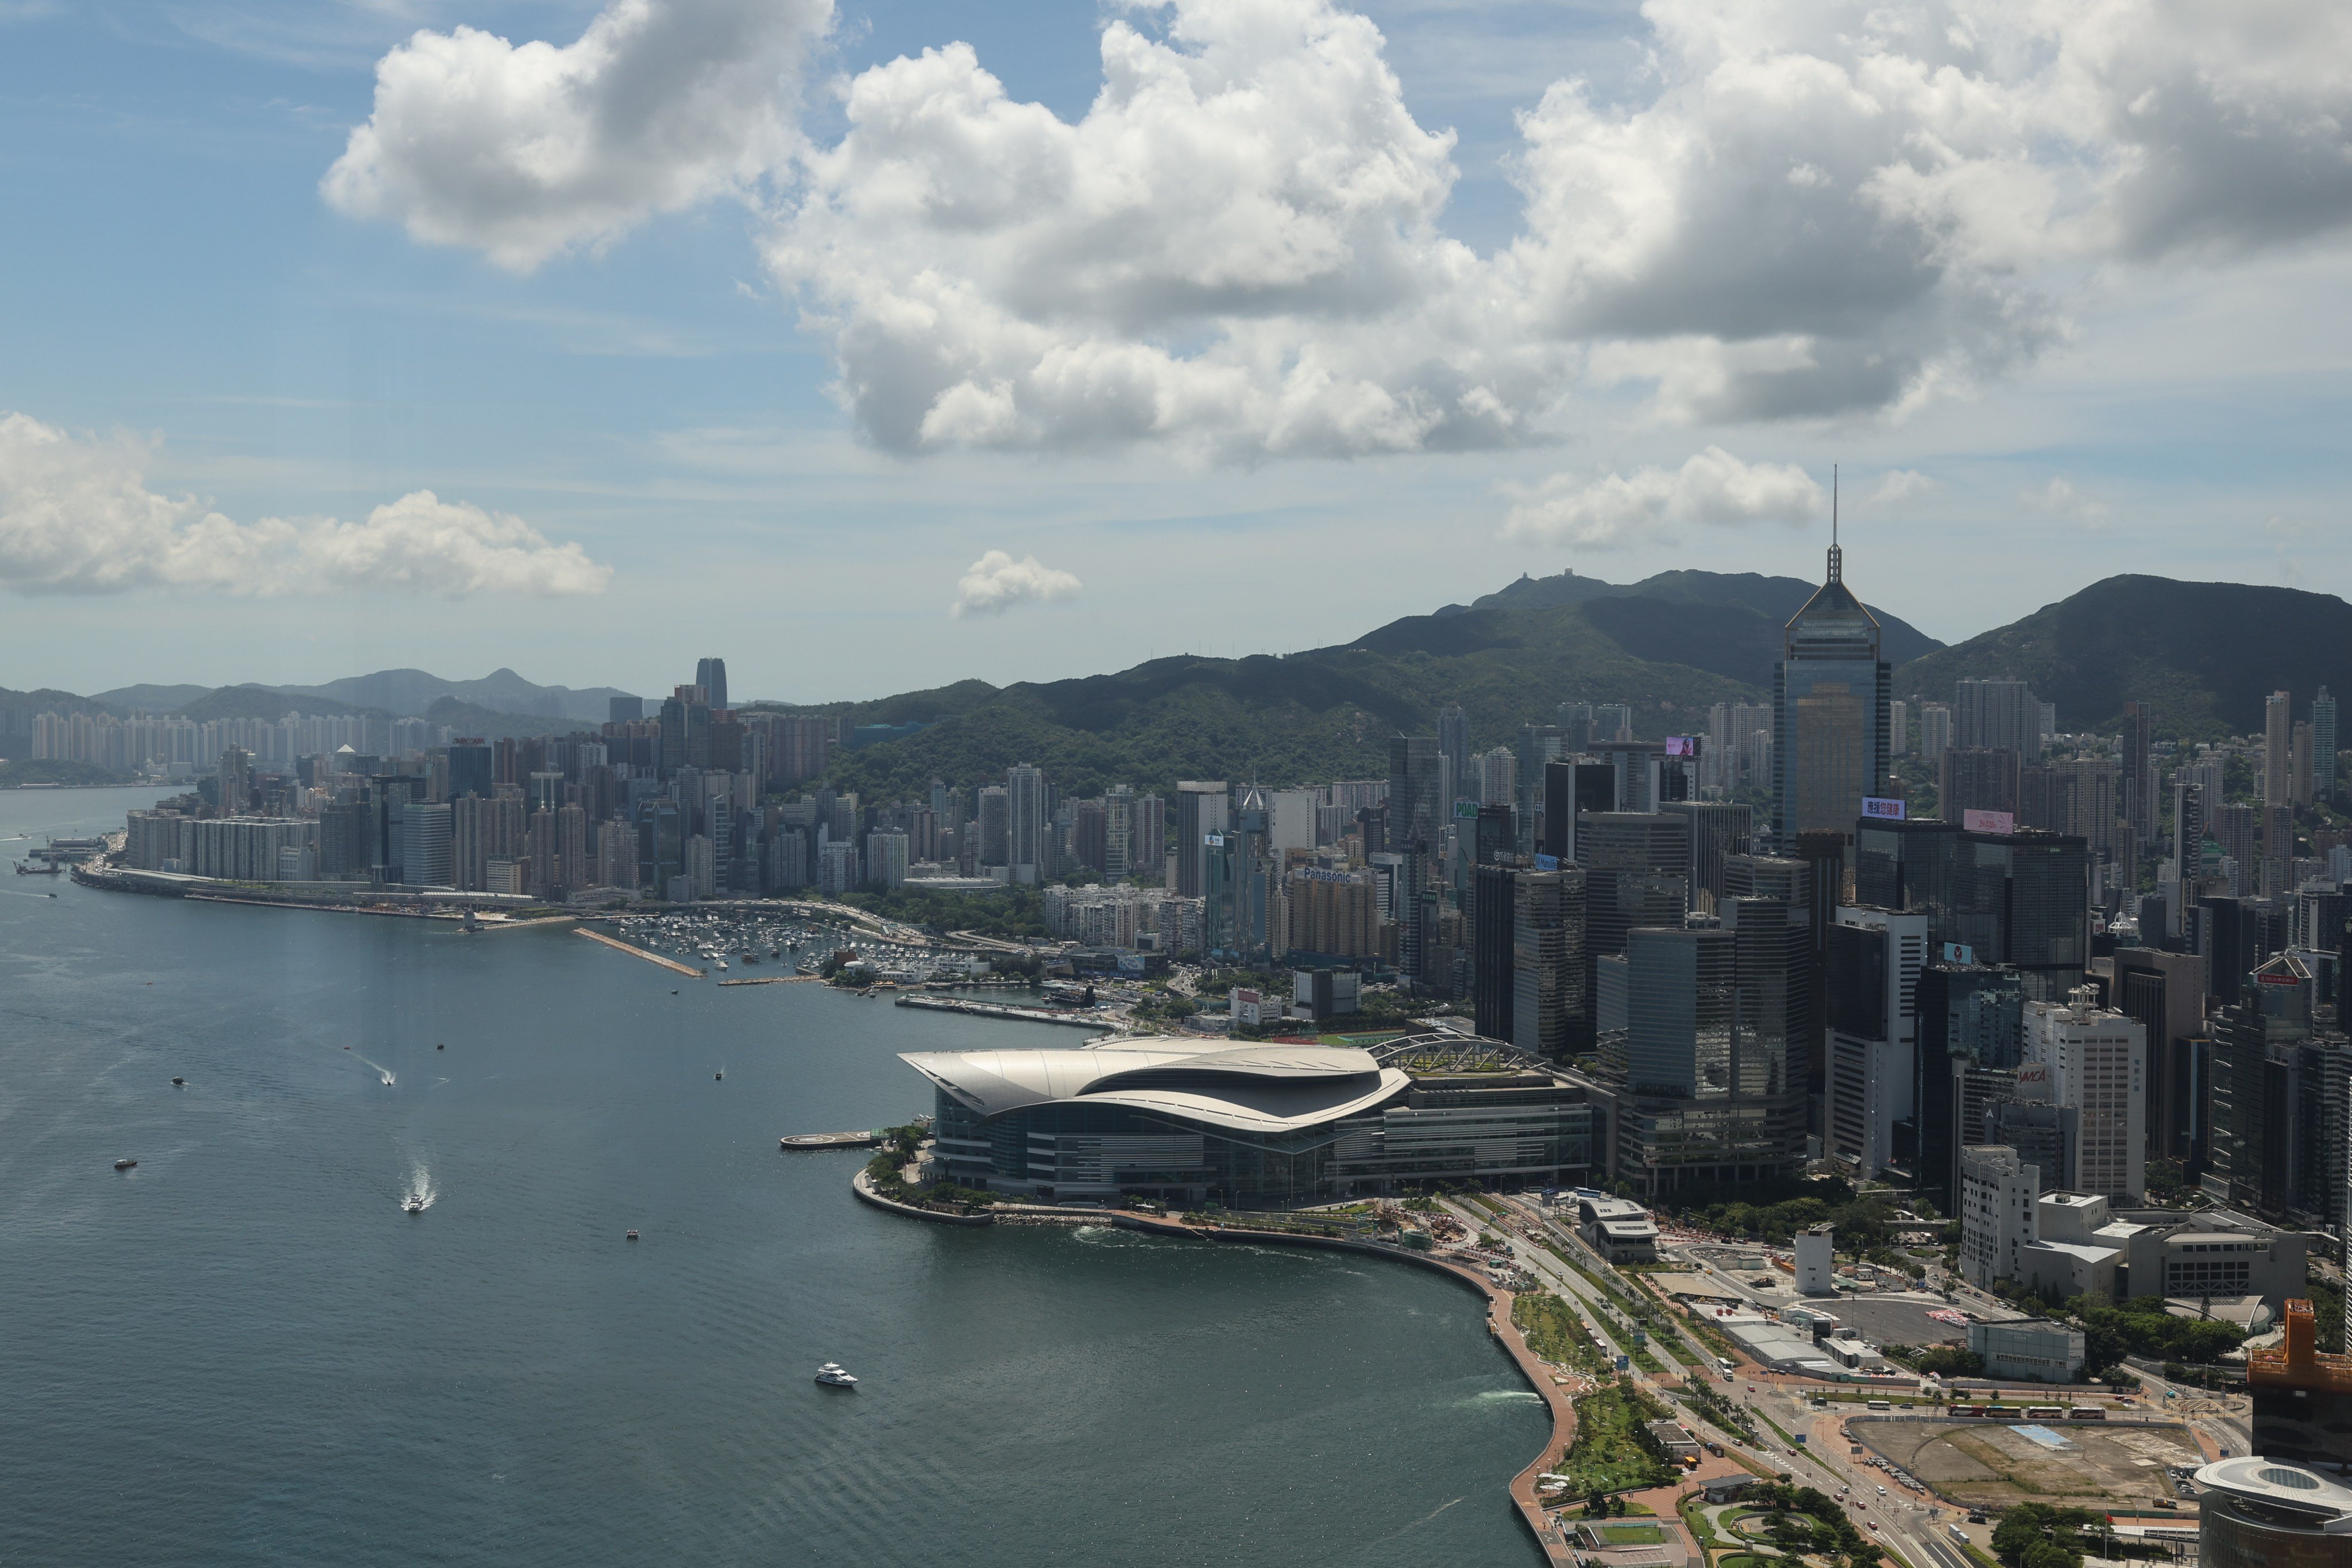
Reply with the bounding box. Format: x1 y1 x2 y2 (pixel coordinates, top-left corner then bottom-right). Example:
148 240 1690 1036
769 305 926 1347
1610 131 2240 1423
1963 809 2016 835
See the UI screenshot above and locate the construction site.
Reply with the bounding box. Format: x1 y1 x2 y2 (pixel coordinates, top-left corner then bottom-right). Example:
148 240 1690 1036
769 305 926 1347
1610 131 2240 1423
1851 1416 2203 1511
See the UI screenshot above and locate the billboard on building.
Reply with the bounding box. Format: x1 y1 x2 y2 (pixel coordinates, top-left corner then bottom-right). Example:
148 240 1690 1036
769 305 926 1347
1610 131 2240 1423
1963 809 2016 835
1534 853 1560 871
1861 795 1906 820
1664 736 1697 757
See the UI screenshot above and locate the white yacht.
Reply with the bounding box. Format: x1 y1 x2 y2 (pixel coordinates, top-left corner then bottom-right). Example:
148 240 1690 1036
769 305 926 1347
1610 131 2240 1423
815 1362 859 1389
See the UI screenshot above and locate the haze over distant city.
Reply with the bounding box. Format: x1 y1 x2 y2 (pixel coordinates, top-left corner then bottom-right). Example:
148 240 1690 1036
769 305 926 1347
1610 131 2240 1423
3 0 2351 700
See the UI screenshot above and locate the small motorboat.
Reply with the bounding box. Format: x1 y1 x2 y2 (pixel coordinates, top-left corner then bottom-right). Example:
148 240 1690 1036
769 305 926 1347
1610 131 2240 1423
715 1071 723 1080
625 1230 639 1241
436 1043 444 1051
816 1362 859 1389
404 1195 426 1214
113 1157 137 1171
172 1076 184 1086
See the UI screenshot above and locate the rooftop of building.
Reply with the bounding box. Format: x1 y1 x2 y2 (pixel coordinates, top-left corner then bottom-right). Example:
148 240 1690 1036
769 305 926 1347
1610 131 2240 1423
2195 1457 2352 1525
902 1040 1405 1133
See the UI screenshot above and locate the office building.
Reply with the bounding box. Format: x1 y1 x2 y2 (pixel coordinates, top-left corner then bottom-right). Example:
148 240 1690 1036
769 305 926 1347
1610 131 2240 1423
1915 962 2026 1214
1940 747 2020 819
1438 705 1470 803
1824 906 1928 1180
2206 951 2352 1227
2109 946 2207 1163
1959 1144 2040 1287
1512 868 1586 1059
1772 540 1890 850
2024 987 2146 1203
607 694 643 725
399 802 453 889
694 658 728 715
1663 801 1751 914
1968 1319 2085 1381
1389 735 1446 858
1175 782 1227 899
1608 895 1810 1195
1473 862 1522 1042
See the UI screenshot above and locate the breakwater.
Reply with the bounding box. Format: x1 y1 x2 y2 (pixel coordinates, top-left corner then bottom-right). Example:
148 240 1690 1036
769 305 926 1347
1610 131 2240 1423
893 994 1109 1029
575 927 703 976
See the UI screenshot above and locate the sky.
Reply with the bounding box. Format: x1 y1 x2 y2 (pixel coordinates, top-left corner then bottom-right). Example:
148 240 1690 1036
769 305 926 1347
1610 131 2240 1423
3 0 2350 704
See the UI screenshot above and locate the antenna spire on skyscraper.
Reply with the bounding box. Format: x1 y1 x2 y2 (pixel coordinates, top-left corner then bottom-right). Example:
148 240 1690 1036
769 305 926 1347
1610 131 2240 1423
1827 463 1842 584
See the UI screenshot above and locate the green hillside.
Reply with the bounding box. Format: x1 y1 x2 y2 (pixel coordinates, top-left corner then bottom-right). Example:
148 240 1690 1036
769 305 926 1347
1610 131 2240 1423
1462 566 1944 666
820 599 1767 799
1891 576 2352 740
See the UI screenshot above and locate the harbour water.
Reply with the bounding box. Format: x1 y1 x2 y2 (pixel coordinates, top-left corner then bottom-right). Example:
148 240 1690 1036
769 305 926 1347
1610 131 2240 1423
0 787 1546 1566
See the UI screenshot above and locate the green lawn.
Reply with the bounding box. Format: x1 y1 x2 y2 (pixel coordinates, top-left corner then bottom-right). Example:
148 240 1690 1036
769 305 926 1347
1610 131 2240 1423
1516 1291 1611 1373
1599 1524 1667 1544
1554 1379 1681 1496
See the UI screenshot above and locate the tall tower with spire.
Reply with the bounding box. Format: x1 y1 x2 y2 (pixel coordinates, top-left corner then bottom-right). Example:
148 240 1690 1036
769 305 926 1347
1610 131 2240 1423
1772 485 1891 850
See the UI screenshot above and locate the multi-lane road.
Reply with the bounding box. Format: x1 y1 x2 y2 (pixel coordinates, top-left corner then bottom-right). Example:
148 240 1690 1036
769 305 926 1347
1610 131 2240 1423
1451 1193 2234 1568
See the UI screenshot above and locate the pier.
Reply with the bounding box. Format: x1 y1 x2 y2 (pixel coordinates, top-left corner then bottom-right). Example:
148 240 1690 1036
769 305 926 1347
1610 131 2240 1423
781 1130 881 1149
576 927 703 978
716 974 825 987
894 994 1109 1029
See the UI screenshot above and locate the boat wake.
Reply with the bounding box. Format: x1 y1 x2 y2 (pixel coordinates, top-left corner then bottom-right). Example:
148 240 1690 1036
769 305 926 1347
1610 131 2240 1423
401 1164 437 1211
353 1053 396 1086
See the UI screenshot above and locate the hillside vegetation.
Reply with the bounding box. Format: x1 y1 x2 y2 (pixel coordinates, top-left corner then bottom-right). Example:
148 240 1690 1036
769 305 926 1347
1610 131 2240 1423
820 597 1767 798
1894 575 2352 739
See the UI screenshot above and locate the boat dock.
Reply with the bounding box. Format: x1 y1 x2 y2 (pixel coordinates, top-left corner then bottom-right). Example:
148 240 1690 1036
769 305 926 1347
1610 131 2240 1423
716 974 825 987
577 927 703 978
894 995 1109 1029
781 1131 881 1150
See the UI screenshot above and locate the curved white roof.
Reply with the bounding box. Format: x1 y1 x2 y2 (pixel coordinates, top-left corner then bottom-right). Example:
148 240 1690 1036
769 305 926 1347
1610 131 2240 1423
901 1041 1407 1134
2197 1458 2352 1525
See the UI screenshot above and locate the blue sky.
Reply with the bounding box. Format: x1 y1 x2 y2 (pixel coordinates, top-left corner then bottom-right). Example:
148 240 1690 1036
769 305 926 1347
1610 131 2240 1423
3 0 2350 705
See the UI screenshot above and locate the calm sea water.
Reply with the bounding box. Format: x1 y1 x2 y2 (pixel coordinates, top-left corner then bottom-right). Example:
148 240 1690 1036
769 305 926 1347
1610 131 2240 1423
0 787 1546 1567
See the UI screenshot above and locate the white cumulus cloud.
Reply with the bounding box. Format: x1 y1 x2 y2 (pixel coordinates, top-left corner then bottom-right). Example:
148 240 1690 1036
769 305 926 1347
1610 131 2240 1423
0 412 612 597
1501 447 1824 549
322 0 833 272
951 550 1082 618
337 0 2352 452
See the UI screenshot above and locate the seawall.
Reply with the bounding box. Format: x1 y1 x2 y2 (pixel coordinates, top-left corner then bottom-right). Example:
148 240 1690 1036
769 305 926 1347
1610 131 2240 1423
853 1177 1577 1561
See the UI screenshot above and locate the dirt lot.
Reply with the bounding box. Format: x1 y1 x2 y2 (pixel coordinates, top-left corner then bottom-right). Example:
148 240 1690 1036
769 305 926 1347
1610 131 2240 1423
1856 1419 2202 1509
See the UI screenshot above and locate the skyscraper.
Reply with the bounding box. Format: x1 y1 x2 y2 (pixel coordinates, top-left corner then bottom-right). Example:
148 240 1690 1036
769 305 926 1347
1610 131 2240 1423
1823 905 1928 1180
1953 679 2042 757
696 658 728 714
2316 688 2339 806
1437 704 1470 804
1174 782 1228 899
1772 540 1890 849
1005 763 1048 882
2267 690 2293 808
1388 736 1445 858
2120 701 2153 848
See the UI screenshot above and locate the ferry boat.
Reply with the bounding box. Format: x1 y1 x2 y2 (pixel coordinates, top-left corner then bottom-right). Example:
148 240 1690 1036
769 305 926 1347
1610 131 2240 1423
815 1362 859 1389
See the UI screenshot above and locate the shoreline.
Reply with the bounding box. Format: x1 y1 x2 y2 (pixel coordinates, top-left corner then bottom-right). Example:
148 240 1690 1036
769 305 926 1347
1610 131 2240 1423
851 1168 1579 1562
